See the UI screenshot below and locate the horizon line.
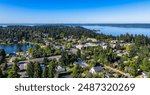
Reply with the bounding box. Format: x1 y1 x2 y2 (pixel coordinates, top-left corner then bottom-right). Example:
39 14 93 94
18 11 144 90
1 22 150 25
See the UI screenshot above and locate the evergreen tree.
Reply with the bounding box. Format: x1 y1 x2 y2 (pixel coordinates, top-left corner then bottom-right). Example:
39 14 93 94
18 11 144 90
8 71 19 78
126 44 138 58
42 67 48 78
77 49 81 58
71 65 82 78
1 63 8 77
0 49 6 63
0 68 3 78
26 62 34 78
140 58 150 72
8 63 20 78
43 57 49 65
60 51 68 66
48 60 56 78
34 62 42 78
0 49 6 58
12 63 19 72
148 71 150 78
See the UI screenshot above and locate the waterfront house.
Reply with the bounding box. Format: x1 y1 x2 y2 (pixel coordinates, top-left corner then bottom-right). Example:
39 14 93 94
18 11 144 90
13 38 18 42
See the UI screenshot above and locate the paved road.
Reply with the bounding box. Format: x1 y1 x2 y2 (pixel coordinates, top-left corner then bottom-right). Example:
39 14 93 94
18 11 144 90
18 55 61 64
104 65 132 78
30 55 61 62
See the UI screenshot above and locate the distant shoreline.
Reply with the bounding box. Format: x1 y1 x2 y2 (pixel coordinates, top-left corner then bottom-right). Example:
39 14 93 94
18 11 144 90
1 23 150 28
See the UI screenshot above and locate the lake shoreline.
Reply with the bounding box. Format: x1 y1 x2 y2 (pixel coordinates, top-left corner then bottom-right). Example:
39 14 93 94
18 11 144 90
0 43 33 54
83 26 150 37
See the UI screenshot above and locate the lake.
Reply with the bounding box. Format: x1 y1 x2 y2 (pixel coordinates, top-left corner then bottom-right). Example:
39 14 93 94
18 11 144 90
82 26 150 37
0 43 32 54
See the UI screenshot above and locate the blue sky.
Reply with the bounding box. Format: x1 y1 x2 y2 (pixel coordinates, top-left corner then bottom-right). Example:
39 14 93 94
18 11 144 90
0 0 150 23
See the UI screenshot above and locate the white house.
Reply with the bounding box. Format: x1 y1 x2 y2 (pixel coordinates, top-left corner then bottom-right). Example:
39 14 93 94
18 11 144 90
19 64 27 71
110 44 116 48
75 44 84 50
117 53 123 57
142 71 148 78
85 43 98 47
102 45 107 50
110 40 118 44
55 66 65 72
89 66 103 74
87 38 97 42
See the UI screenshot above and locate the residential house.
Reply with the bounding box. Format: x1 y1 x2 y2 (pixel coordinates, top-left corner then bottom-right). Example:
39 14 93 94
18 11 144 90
75 44 84 50
84 43 98 47
89 66 103 74
46 42 52 46
73 59 88 68
105 73 113 78
13 37 18 42
87 38 98 42
56 66 65 72
142 71 148 78
102 45 107 50
19 64 27 71
18 61 28 71
110 40 118 44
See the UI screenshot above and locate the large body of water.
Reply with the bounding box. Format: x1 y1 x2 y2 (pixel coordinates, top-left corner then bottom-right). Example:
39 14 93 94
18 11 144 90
83 26 150 37
0 43 32 54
